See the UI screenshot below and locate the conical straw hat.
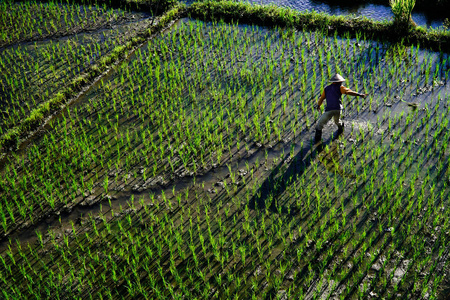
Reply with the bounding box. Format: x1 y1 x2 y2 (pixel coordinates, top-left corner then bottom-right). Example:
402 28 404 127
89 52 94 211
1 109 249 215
330 74 346 82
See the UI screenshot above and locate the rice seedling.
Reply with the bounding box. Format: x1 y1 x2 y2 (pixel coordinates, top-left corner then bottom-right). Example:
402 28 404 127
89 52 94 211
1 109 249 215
0 0 146 47
0 2 450 299
0 2 154 132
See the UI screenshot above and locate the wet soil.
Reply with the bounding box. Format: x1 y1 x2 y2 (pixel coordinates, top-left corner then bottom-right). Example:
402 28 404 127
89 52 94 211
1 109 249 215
1 17 449 299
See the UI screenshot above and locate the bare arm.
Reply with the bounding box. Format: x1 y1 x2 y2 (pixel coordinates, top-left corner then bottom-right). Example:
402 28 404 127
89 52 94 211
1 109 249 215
341 86 368 98
316 91 325 110
346 90 368 98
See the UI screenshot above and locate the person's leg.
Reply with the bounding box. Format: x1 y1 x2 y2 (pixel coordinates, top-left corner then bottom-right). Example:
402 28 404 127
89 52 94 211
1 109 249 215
332 110 344 134
317 111 334 131
315 111 333 143
314 129 322 143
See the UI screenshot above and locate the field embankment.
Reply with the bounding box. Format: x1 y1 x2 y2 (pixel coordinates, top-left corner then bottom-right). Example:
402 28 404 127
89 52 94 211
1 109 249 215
187 0 450 49
0 3 184 151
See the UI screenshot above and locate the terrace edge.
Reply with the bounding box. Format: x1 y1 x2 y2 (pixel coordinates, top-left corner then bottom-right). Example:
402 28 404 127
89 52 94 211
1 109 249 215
187 1 450 52
0 4 186 155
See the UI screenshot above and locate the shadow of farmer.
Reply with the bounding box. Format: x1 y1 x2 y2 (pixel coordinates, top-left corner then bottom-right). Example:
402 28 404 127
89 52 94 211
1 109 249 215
248 132 343 215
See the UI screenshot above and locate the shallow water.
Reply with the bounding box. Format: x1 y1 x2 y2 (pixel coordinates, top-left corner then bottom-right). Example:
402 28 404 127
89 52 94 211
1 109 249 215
2 18 450 299
254 0 445 28
186 0 447 28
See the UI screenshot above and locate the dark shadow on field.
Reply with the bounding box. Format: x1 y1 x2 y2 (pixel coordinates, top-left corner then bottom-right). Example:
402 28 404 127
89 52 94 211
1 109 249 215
247 41 423 215
248 131 343 214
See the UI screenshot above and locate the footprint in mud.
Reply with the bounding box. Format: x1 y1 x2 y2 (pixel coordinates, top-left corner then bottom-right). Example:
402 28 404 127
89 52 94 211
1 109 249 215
350 119 374 132
349 119 388 135
401 99 419 110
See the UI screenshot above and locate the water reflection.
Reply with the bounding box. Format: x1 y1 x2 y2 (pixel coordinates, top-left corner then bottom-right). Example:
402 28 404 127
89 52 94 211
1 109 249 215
182 0 446 28
318 141 356 179
238 0 446 28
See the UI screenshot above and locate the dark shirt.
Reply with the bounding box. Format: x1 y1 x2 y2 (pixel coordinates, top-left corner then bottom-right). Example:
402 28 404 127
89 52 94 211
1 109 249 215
324 84 344 111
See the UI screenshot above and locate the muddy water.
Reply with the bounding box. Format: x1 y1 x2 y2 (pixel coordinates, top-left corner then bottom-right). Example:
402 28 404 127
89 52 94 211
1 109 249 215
2 17 450 271
184 0 447 28
4 18 450 243
1 20 450 299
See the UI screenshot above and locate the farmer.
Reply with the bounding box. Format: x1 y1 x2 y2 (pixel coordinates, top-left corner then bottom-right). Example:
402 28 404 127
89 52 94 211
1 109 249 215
315 74 368 143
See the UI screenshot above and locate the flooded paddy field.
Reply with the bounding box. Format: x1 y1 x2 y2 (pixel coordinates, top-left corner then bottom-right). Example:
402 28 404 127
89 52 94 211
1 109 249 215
1 10 450 300
218 0 447 28
0 1 153 131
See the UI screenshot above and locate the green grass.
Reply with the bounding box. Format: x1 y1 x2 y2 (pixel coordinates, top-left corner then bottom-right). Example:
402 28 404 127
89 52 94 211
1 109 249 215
188 0 450 50
1 15 450 298
0 3 184 150
3 0 450 153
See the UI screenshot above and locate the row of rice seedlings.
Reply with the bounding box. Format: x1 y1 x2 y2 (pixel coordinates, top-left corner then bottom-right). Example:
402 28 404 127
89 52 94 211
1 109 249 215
1 105 448 298
1 17 449 243
0 18 449 298
242 83 450 297
0 0 136 47
0 24 136 130
249 102 450 297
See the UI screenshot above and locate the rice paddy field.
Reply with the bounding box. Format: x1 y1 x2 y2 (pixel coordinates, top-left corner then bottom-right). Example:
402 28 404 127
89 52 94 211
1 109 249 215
1 1 450 299
0 1 154 130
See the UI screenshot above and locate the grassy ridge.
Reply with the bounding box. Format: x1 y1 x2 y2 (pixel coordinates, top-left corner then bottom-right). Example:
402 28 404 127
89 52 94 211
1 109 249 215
0 4 185 152
187 0 450 49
